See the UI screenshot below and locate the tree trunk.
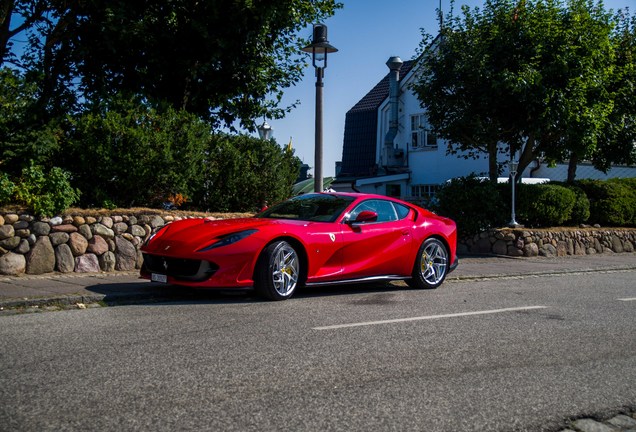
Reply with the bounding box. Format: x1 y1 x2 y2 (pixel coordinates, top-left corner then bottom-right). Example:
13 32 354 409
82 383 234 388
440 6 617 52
567 153 578 183
488 142 498 183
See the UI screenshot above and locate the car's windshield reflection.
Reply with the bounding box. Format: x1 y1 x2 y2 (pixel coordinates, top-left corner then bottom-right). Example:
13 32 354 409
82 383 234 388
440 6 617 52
257 194 355 222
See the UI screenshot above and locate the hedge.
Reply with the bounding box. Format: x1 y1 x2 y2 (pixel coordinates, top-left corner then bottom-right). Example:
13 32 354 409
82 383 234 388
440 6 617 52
433 176 634 236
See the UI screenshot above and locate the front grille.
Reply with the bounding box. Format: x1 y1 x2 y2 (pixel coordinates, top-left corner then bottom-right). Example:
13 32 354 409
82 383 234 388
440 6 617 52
143 254 218 282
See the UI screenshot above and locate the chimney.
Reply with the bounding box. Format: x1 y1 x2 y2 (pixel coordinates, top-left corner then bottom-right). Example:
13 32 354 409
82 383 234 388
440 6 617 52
384 56 403 166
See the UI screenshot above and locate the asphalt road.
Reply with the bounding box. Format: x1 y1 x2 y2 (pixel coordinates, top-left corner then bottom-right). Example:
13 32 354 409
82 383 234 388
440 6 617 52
1 270 635 431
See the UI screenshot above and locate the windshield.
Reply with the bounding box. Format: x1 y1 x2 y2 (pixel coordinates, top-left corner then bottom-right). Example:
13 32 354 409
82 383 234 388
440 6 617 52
257 194 355 222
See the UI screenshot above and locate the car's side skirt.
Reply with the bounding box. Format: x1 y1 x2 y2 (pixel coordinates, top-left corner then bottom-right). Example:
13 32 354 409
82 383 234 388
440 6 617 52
305 275 410 287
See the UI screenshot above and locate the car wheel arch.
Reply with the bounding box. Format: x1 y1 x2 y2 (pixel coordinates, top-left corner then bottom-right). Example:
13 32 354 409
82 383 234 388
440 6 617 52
407 235 452 290
255 236 308 285
412 232 448 259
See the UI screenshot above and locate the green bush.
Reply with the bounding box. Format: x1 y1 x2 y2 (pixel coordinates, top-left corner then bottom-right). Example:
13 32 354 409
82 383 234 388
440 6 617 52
576 179 636 226
566 185 591 225
195 133 301 212
0 172 15 205
13 163 81 216
63 97 210 208
515 184 577 227
433 175 507 237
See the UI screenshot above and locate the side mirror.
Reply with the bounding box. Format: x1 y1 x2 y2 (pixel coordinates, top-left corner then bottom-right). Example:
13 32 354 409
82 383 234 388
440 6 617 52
348 210 378 225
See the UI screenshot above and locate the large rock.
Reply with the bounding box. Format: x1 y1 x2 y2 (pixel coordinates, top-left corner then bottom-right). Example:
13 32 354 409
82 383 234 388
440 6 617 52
0 236 20 250
49 232 70 246
99 251 116 272
0 252 26 275
540 244 557 257
92 223 115 239
52 224 78 233
100 216 113 228
4 214 19 224
87 235 109 255
13 220 29 230
523 243 539 257
556 241 568 257
15 239 30 254
55 244 75 273
75 254 100 273
78 224 93 240
611 235 624 253
31 221 51 236
69 232 89 256
149 216 165 229
0 224 14 240
26 236 55 274
128 225 146 237
114 236 137 271
492 239 508 255
113 222 128 235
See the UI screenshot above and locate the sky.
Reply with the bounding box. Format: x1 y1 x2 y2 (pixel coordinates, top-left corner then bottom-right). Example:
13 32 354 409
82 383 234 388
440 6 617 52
256 0 634 177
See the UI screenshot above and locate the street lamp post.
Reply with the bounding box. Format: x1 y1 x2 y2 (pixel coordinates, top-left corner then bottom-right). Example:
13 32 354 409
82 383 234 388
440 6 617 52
257 120 273 140
508 159 520 228
302 24 338 193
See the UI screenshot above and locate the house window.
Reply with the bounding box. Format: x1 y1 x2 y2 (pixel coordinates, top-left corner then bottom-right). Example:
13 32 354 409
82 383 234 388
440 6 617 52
386 184 401 198
411 184 440 200
410 114 438 149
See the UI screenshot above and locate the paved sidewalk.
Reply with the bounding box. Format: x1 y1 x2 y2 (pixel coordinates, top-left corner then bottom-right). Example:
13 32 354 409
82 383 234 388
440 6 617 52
0 253 635 310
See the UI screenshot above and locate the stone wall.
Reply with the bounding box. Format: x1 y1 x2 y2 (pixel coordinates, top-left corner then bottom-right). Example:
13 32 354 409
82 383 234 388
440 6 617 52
0 212 184 276
1 211 635 276
459 228 636 257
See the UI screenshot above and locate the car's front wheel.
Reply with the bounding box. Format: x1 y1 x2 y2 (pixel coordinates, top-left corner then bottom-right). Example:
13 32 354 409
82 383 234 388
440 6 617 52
255 240 301 301
407 237 449 289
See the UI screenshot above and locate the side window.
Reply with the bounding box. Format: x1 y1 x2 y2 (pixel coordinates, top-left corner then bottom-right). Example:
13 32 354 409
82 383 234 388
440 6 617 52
394 202 410 219
348 199 401 223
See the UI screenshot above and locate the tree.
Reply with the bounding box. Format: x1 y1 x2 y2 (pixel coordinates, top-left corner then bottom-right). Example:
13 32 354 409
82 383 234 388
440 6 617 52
593 9 636 172
2 0 341 131
413 0 628 183
0 68 60 176
63 96 211 208
196 134 301 212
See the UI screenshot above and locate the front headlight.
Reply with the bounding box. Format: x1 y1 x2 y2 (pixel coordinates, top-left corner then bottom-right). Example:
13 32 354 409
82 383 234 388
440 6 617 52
196 229 258 252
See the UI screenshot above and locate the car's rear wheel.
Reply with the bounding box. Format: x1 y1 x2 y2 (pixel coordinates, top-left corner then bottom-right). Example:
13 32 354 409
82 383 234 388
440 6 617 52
255 240 300 301
407 237 448 289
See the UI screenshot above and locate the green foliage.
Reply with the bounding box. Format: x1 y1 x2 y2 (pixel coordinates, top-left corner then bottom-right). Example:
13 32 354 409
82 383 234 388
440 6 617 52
515 184 577 227
566 185 591 225
196 133 301 212
3 1 341 131
576 179 636 226
0 68 60 176
414 0 629 182
63 97 210 208
432 175 507 237
0 172 15 204
13 163 81 216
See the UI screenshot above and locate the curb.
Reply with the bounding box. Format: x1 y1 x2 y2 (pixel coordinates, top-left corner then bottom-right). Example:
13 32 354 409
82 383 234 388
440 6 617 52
2 264 636 312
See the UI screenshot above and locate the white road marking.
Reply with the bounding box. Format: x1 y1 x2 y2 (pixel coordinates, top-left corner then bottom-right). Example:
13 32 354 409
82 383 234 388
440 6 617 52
617 298 636 302
312 306 548 330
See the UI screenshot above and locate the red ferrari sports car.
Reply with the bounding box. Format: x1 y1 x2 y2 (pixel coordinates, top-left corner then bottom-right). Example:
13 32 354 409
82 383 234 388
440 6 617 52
140 192 458 300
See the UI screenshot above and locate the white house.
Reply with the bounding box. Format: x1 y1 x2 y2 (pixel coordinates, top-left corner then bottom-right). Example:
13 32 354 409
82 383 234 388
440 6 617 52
332 55 636 203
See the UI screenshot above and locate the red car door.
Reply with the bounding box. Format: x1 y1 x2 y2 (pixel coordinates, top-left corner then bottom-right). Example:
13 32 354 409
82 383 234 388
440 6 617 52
339 199 414 278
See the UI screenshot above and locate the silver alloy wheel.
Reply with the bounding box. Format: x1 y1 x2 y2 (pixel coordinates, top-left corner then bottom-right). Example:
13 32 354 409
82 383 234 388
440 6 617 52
419 240 448 285
271 243 299 296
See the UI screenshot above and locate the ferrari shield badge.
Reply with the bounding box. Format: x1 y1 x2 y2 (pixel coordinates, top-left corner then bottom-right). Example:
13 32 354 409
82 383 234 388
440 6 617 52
329 233 336 242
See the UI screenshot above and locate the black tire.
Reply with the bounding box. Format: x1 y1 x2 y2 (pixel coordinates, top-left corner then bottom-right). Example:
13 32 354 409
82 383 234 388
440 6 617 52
407 237 449 289
254 241 301 301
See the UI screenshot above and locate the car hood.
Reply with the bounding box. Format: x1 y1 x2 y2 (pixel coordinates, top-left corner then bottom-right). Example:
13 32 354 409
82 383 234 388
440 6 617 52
143 217 292 255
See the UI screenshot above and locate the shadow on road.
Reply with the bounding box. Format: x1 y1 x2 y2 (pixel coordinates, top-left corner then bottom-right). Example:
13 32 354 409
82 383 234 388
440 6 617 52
83 280 410 307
